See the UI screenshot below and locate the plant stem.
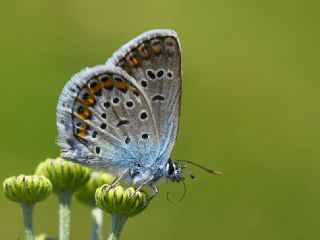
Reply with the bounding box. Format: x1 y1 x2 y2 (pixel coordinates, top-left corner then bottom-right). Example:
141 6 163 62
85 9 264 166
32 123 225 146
107 214 128 240
58 191 72 240
90 207 103 240
21 203 35 240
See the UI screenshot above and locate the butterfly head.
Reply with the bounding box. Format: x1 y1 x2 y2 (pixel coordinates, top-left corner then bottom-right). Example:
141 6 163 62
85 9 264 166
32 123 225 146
165 159 184 182
164 159 221 183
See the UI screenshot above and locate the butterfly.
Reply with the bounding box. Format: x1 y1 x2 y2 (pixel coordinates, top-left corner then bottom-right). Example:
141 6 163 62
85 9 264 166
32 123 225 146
57 29 219 203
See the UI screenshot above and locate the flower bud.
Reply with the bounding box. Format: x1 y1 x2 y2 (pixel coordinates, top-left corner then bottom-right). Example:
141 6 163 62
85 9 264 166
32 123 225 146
35 157 90 192
95 184 148 217
3 175 52 203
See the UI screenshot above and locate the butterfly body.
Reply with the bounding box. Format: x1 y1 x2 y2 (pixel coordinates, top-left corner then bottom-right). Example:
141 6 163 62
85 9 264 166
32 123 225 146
57 30 183 191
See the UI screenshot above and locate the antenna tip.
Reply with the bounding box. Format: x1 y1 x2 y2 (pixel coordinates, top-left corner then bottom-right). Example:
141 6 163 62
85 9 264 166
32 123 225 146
210 170 222 176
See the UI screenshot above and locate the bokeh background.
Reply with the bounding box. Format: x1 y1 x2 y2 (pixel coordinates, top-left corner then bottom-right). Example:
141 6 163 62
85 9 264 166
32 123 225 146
1 0 320 239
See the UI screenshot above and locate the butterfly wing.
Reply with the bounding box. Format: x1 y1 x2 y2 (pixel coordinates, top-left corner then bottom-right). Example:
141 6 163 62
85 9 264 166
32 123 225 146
107 29 182 166
57 64 159 175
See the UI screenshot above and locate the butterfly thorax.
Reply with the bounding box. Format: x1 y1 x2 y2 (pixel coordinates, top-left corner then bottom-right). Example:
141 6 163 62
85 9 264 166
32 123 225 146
126 159 184 186
128 164 166 186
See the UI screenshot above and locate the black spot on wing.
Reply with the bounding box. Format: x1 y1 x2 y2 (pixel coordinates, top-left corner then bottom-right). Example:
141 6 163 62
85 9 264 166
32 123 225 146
147 70 156 80
157 70 164 78
152 95 165 101
126 101 134 108
141 80 148 88
142 133 149 139
96 147 101 154
140 112 148 120
116 120 129 127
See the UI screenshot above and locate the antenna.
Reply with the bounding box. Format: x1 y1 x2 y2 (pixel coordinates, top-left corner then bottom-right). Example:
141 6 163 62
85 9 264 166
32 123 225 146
176 160 221 176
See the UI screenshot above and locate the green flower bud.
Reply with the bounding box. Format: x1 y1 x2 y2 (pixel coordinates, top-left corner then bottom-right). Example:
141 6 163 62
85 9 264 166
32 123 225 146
35 157 91 192
3 175 52 203
95 184 148 217
76 171 115 206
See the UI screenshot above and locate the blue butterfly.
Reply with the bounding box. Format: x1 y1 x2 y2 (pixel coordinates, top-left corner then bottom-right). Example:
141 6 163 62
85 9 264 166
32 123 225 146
56 29 219 203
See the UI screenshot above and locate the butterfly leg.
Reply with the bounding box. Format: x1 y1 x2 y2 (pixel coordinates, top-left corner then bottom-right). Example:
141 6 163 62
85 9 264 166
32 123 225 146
106 170 130 190
135 176 154 192
143 183 158 208
134 177 157 206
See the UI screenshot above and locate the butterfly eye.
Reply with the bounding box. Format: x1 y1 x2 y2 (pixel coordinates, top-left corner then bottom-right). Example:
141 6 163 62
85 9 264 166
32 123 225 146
167 162 175 175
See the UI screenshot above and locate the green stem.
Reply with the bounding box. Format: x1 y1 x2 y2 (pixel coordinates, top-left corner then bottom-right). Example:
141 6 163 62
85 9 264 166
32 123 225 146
107 214 128 240
58 191 72 240
21 203 35 240
90 207 103 240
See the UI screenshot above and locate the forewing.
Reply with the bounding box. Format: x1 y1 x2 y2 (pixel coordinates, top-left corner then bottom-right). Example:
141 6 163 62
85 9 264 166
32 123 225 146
57 65 159 174
107 29 182 165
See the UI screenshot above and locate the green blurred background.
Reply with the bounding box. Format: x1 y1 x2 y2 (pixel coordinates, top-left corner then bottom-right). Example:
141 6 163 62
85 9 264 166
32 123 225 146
1 0 320 239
